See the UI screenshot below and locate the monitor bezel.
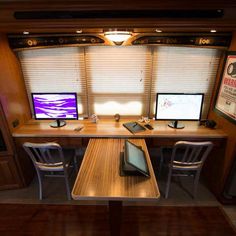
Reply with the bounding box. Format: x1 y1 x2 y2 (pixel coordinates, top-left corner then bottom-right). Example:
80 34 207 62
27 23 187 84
155 93 204 121
31 92 78 120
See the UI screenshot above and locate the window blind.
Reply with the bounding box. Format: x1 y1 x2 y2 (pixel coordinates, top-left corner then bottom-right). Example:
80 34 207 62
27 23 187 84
18 45 222 119
85 46 152 116
151 46 222 118
18 47 87 115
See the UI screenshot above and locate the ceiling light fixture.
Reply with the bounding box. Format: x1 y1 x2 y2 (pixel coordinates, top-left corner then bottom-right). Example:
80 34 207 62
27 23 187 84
23 31 29 35
155 29 162 33
76 29 83 34
104 31 132 43
210 29 217 33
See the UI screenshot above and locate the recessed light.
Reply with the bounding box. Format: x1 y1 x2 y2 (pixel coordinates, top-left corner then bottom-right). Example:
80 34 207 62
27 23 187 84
210 29 217 33
76 29 83 33
155 29 162 33
23 31 29 35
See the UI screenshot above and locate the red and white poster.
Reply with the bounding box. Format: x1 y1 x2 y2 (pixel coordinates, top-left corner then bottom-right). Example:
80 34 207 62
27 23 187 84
215 52 236 123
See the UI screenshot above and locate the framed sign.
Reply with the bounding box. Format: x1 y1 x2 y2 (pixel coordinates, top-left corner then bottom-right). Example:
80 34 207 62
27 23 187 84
215 51 236 124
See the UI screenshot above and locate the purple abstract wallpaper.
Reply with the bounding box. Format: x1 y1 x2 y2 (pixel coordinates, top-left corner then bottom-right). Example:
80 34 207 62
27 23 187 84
32 94 78 119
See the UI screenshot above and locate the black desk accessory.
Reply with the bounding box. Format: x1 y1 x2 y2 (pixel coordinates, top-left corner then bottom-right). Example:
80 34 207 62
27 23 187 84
120 140 150 177
199 119 217 129
144 124 154 130
123 122 146 133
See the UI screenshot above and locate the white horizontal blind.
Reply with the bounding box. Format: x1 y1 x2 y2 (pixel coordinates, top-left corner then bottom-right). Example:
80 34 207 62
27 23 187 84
18 45 222 119
151 46 222 118
85 46 152 116
18 47 87 115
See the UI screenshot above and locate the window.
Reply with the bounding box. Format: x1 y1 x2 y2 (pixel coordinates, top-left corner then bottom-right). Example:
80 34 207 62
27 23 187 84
18 47 87 115
18 45 222 118
151 46 222 118
85 46 152 116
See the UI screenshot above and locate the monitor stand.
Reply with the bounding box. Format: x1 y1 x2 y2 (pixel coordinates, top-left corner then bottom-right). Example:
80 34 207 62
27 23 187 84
168 120 184 129
50 119 66 128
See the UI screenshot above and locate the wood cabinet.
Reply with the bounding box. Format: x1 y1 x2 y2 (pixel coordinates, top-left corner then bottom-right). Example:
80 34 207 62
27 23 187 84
0 102 22 190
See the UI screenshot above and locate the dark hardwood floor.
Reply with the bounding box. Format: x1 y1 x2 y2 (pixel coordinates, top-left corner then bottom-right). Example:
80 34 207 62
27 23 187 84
0 204 235 236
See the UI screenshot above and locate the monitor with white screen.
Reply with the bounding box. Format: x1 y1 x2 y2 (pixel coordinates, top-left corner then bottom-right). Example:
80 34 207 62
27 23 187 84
155 93 204 129
31 93 78 128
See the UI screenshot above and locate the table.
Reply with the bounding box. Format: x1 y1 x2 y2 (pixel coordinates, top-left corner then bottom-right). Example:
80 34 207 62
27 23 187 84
71 138 160 235
12 119 227 139
12 119 227 198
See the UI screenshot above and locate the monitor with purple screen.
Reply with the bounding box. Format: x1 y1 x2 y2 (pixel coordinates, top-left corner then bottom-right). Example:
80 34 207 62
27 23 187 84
31 93 78 128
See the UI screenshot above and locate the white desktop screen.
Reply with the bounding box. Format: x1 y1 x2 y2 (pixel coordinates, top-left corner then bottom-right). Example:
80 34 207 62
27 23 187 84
155 93 204 120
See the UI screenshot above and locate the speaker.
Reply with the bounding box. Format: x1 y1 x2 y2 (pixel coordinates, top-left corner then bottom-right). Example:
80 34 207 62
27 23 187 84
199 119 217 128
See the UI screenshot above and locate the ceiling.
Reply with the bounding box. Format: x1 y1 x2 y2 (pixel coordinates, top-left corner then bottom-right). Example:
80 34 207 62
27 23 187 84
0 0 236 34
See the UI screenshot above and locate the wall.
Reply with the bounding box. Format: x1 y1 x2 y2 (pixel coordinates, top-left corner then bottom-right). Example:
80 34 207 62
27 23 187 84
208 31 236 197
0 34 31 132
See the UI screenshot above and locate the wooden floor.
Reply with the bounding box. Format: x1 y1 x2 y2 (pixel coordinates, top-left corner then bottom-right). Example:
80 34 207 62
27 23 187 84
0 204 235 236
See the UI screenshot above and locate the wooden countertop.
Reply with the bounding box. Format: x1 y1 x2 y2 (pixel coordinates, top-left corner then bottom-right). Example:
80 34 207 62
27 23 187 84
12 119 227 139
72 138 160 201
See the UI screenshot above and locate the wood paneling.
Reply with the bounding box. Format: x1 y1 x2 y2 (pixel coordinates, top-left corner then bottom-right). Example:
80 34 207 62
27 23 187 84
0 1 236 32
0 157 21 190
0 102 22 189
208 31 236 203
0 204 235 235
0 34 31 132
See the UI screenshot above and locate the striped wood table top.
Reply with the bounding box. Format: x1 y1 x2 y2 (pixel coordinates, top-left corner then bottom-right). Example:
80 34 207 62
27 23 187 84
72 138 160 201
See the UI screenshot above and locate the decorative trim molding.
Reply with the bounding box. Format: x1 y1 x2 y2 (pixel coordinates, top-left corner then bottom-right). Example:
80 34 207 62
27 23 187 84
8 35 105 50
132 34 232 48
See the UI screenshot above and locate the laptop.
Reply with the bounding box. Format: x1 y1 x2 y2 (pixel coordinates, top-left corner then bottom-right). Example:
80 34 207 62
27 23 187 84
120 140 150 177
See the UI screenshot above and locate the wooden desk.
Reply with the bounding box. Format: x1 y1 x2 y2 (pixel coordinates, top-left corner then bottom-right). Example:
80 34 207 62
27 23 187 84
72 138 160 235
12 119 227 139
12 119 227 198
72 138 159 200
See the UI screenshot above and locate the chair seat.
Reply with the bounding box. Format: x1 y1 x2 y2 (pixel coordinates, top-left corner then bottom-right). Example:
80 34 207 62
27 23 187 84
36 149 75 171
36 162 70 171
172 164 201 170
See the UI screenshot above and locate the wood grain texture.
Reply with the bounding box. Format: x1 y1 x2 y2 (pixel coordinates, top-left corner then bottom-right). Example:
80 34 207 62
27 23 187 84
12 119 227 139
0 34 31 132
0 102 22 189
72 138 160 201
1 1 236 32
0 204 235 236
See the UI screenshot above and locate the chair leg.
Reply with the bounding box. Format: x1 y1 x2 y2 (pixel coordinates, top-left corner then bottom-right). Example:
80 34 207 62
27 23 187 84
73 155 78 173
64 171 72 200
165 168 172 199
159 147 165 176
36 169 43 200
159 154 164 176
193 171 201 198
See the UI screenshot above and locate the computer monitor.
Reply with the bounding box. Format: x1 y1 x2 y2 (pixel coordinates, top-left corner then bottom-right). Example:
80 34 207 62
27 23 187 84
155 93 204 129
31 93 78 128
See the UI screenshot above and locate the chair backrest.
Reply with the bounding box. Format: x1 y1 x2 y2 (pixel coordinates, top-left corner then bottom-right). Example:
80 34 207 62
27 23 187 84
23 142 66 168
170 141 213 169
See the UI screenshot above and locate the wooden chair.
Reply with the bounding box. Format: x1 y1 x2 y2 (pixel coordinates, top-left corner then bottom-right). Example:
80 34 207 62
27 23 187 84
23 142 77 200
160 141 213 198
